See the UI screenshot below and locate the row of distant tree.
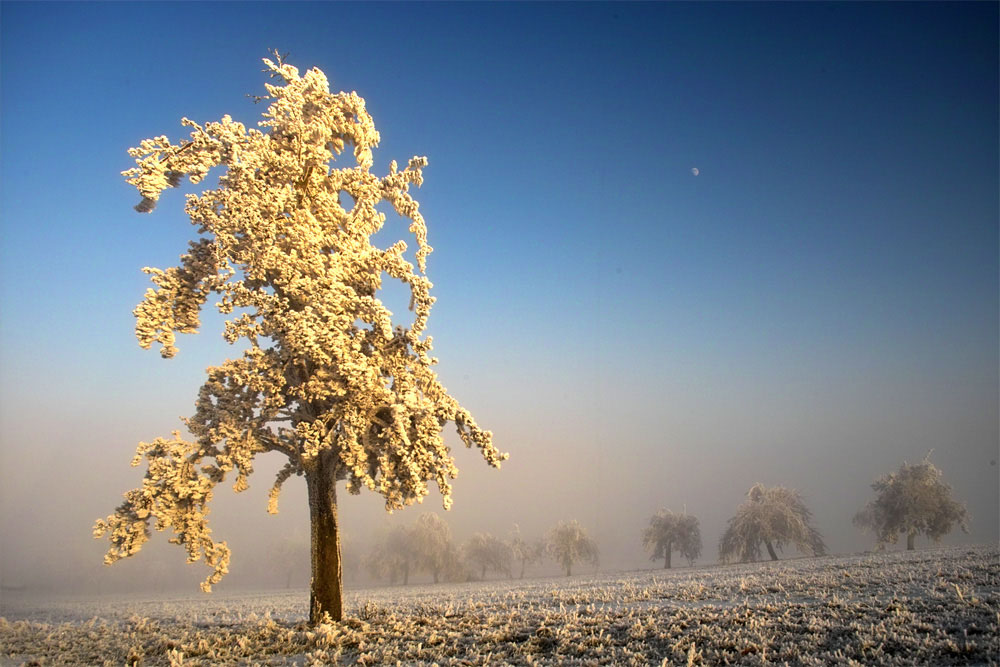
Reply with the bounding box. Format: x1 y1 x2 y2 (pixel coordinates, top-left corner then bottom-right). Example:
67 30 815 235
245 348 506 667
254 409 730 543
645 454 969 568
364 518 600 585
363 454 968 585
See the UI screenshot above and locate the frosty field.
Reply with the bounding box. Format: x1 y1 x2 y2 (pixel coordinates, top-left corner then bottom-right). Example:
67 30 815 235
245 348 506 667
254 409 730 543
2 545 997 666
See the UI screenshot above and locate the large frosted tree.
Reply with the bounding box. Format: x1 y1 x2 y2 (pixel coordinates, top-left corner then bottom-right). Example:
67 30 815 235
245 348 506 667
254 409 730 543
719 484 826 564
94 54 506 624
642 508 702 569
854 455 968 551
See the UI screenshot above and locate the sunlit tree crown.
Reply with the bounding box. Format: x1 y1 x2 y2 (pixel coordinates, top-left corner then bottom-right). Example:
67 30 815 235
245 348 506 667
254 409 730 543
95 55 506 592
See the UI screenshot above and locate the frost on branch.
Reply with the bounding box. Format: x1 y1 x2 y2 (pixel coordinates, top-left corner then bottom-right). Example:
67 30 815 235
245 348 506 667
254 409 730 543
93 433 230 592
98 54 506 595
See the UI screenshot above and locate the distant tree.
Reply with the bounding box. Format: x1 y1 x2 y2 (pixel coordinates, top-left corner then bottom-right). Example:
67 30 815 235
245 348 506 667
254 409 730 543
854 454 969 551
366 525 417 585
719 484 826 563
463 533 513 580
438 548 468 583
546 520 599 576
438 545 469 583
508 525 545 579
339 535 362 586
411 513 456 584
92 54 506 624
266 533 309 589
642 509 702 569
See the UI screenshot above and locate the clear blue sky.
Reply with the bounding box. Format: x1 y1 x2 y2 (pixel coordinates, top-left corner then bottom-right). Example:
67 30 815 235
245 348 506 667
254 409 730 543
1 2 996 588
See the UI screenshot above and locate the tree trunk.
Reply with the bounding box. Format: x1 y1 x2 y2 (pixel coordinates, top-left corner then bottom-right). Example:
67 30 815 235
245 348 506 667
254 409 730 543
481 564 487 580
764 539 779 561
566 562 572 577
403 561 409 585
307 453 343 624
519 559 526 579
433 570 439 584
906 532 915 550
664 541 672 569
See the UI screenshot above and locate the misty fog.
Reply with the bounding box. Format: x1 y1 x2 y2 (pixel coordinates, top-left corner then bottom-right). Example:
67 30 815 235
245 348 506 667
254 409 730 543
2 351 996 596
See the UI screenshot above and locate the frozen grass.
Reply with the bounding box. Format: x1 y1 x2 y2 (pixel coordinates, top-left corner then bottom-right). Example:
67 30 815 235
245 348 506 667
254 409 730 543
2 545 997 665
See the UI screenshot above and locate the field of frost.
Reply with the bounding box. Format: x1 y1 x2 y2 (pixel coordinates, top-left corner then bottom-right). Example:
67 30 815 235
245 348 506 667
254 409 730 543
2 544 997 666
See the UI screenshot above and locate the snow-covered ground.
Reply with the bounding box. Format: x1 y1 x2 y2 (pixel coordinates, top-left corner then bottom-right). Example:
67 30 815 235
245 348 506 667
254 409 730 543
2 545 997 665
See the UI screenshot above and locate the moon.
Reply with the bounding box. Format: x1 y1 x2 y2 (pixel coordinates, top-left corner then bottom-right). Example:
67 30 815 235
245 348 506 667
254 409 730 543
691 167 699 176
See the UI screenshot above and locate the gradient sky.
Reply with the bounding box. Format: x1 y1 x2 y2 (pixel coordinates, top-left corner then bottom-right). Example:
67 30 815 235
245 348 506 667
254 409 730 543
1 2 997 592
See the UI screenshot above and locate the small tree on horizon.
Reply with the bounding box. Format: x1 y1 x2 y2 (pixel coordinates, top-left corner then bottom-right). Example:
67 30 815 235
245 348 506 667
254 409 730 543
853 454 969 551
93 54 506 625
265 532 309 589
508 525 545 579
365 524 417 586
546 520 599 576
719 484 826 564
412 513 457 584
642 508 702 569
462 533 513 580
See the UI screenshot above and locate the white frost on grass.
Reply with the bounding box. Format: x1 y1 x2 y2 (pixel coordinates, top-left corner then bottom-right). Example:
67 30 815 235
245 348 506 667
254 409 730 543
2 545 997 665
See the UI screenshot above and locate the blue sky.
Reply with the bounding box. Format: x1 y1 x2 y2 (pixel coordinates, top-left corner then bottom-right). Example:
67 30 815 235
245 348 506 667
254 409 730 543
1 2 996 589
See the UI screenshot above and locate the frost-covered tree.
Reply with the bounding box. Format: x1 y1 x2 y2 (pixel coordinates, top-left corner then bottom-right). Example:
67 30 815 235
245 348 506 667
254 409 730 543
462 533 513 580
93 54 506 624
339 534 363 585
440 547 470 583
265 532 308 589
719 484 826 564
642 509 702 569
508 525 545 579
853 454 969 551
411 513 456 584
366 524 417 585
546 520 599 576
366 515 459 585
